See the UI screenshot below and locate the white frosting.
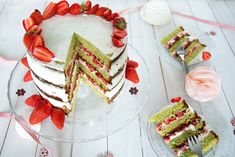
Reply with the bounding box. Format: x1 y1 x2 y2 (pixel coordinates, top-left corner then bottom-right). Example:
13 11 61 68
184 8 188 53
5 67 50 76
169 124 196 141
109 50 128 76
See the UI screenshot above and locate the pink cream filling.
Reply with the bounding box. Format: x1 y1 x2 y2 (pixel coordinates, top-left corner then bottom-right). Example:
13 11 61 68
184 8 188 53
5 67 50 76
164 31 188 49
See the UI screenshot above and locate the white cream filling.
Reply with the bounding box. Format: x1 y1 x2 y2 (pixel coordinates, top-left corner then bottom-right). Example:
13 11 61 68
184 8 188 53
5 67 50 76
169 124 196 141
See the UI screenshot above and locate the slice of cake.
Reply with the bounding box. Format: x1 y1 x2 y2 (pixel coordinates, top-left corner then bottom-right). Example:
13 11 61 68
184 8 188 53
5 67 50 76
149 97 219 157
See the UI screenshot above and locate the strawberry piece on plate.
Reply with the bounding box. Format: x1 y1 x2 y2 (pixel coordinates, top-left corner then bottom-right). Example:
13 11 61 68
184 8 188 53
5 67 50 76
31 35 45 51
69 3 81 15
43 2 58 20
127 60 138 69
51 108 65 129
23 70 33 82
113 28 127 39
56 0 69 16
171 97 182 103
29 100 53 125
86 4 99 15
23 33 35 52
113 17 127 30
33 46 55 62
202 51 211 61
105 13 119 21
125 67 140 84
30 9 43 25
112 37 125 48
23 18 35 31
28 25 42 35
21 57 29 68
25 94 43 108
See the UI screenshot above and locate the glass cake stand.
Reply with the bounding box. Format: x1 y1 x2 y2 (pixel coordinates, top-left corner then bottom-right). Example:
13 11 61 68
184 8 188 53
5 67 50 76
147 96 235 157
8 43 150 143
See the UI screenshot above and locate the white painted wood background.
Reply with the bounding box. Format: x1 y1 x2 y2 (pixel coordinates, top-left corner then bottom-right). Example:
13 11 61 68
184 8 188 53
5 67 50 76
0 0 235 156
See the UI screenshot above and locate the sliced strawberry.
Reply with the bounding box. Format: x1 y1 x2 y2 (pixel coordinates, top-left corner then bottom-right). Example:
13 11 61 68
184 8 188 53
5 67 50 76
69 3 81 15
164 118 171 125
127 60 138 69
43 2 58 20
176 111 184 118
33 46 55 62
103 8 112 18
95 7 106 16
23 33 35 52
112 37 125 48
113 16 127 30
105 13 119 21
56 0 69 16
169 117 176 122
30 9 43 25
113 28 127 39
21 57 29 68
23 70 33 82
125 67 139 84
81 0 91 12
29 100 53 125
27 25 42 35
23 18 35 31
31 35 45 50
156 123 162 131
85 4 99 15
51 108 65 129
171 97 182 103
202 51 211 61
24 94 43 108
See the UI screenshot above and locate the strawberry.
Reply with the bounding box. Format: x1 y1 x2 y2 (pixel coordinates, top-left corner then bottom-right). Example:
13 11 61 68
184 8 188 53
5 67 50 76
51 108 65 129
94 7 106 16
31 35 45 50
113 28 127 39
21 57 29 68
23 70 33 82
24 94 43 108
125 67 139 84
81 0 92 12
103 8 112 18
56 0 69 16
127 60 138 69
112 37 125 48
202 51 211 61
156 124 162 131
27 25 42 35
69 3 81 15
23 33 35 52
164 118 171 125
170 117 176 122
105 13 119 21
176 111 184 118
33 46 55 62
171 97 182 103
113 17 127 30
23 18 35 31
85 4 99 15
43 2 58 20
30 9 43 25
29 100 53 125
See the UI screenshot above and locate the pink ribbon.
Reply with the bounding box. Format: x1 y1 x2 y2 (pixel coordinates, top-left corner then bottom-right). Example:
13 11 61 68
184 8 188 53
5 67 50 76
0 112 53 157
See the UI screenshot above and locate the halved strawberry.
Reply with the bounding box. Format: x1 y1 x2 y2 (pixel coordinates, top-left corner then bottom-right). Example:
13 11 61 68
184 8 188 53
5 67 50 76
164 118 171 125
202 51 211 61
127 60 138 69
56 0 69 16
95 7 106 16
23 70 33 82
27 25 42 35
30 9 43 25
33 46 55 62
112 37 125 48
69 3 81 15
23 18 35 31
176 111 184 118
29 100 53 125
21 57 29 68
113 28 127 39
113 17 127 30
24 94 43 108
103 8 112 18
81 0 92 12
156 124 162 131
125 67 139 84
31 35 45 50
85 4 99 15
105 13 119 21
23 33 35 52
43 2 58 20
170 97 182 103
51 108 65 129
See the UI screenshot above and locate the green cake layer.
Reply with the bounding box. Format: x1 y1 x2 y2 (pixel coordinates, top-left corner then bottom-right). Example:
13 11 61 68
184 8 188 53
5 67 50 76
168 37 189 53
185 40 206 64
160 26 185 45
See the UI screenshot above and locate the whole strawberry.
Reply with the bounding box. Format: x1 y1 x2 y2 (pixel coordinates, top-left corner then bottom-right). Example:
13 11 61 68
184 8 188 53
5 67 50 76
113 17 127 30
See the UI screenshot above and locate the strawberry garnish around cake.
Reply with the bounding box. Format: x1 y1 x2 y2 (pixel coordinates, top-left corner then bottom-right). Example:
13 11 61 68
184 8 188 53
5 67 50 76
113 17 127 30
33 46 55 62
171 96 182 103
113 28 127 39
31 35 45 50
94 7 106 16
81 0 91 12
202 51 211 61
23 18 35 31
21 57 29 68
69 3 81 15
23 33 35 52
43 2 58 20
23 70 33 82
86 4 99 15
30 9 43 25
29 100 53 125
56 0 69 16
27 25 42 35
51 108 65 129
105 13 119 21
25 94 44 108
103 8 112 18
112 37 125 48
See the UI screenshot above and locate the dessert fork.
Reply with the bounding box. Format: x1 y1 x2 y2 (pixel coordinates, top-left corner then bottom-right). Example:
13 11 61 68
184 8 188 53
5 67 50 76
188 135 203 157
177 47 189 73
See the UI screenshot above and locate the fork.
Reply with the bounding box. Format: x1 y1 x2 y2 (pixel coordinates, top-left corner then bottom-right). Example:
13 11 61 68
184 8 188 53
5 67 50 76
177 47 189 73
188 135 203 157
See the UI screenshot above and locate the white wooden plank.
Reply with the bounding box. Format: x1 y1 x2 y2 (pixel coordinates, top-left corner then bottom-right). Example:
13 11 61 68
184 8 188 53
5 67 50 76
225 0 235 18
0 0 6 13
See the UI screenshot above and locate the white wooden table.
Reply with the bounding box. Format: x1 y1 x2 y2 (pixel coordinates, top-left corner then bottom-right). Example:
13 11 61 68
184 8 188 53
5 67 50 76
0 0 235 156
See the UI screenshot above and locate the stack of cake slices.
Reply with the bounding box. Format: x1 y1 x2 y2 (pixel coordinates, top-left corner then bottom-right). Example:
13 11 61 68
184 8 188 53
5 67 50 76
149 98 219 157
161 26 211 66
